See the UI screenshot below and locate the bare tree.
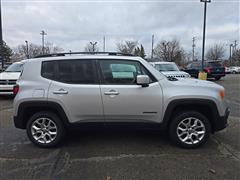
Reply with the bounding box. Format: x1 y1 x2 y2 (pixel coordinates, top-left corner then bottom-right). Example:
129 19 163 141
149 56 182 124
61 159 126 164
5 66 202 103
153 39 185 65
231 48 240 65
206 44 225 60
44 42 64 54
116 40 138 54
12 42 64 61
84 43 99 52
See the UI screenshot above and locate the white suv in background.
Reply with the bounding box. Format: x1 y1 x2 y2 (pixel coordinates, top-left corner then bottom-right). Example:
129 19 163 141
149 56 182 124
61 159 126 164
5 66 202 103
0 61 24 95
150 62 190 78
229 66 240 74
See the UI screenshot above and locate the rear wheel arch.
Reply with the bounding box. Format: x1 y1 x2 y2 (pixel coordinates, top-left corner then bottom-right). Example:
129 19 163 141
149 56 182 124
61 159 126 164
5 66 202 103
16 101 70 129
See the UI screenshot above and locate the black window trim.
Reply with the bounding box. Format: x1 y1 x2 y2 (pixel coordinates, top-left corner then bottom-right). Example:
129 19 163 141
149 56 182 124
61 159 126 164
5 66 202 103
96 59 157 85
41 59 100 85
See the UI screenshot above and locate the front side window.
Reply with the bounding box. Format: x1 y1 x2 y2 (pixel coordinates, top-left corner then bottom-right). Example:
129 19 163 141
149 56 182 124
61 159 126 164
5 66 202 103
99 60 155 85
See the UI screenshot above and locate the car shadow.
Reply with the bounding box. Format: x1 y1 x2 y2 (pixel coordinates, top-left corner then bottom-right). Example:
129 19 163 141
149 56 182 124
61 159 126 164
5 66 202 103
0 95 15 100
58 128 216 156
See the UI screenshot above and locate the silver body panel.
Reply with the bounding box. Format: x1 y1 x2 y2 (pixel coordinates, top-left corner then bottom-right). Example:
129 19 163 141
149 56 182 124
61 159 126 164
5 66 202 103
14 55 228 124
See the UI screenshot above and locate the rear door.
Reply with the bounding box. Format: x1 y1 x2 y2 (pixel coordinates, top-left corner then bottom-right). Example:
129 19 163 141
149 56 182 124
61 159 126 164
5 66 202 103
46 59 104 123
98 59 163 123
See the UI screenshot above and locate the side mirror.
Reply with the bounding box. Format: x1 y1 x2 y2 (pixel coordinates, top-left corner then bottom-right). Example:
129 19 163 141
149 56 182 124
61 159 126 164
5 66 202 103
137 75 150 87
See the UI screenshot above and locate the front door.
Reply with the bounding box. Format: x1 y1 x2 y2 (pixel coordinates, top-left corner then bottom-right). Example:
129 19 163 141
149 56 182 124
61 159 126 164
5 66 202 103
98 60 163 123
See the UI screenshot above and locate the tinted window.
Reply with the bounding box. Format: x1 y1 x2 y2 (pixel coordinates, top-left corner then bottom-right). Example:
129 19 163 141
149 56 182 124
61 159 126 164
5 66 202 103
42 61 56 80
42 60 97 84
99 60 155 85
57 60 97 84
207 62 222 68
191 62 201 69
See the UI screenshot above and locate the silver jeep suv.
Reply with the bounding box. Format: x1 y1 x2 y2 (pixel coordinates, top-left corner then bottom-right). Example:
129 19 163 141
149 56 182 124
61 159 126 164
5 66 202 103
13 52 230 148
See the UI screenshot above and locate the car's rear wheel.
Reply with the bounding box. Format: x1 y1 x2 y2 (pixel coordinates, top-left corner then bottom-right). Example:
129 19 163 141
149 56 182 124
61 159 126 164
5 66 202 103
26 111 65 148
169 111 211 148
215 76 221 80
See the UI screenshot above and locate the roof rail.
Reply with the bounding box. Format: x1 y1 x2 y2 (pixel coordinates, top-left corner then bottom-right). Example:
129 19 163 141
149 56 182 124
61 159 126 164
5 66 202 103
34 52 135 58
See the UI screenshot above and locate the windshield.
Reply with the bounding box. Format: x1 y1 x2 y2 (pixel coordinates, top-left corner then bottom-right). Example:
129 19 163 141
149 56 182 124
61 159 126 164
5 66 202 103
5 63 24 72
154 63 179 72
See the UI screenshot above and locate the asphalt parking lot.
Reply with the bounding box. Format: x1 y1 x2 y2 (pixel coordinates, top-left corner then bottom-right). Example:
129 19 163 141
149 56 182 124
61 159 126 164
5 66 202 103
0 74 239 180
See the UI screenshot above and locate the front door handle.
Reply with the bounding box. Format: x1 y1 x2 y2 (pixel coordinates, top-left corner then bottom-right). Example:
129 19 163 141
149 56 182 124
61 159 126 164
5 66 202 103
53 89 68 95
104 90 120 96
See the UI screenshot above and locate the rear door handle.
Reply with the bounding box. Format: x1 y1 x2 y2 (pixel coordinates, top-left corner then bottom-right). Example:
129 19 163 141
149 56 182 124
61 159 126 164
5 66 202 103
104 90 119 95
53 89 68 95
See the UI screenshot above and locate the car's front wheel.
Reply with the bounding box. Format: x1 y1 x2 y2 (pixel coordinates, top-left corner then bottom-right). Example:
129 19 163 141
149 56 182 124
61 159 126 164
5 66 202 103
169 111 211 148
26 111 65 148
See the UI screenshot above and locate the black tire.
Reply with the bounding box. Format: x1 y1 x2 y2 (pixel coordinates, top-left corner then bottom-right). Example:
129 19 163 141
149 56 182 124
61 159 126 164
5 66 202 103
169 111 211 148
215 76 221 81
26 111 66 148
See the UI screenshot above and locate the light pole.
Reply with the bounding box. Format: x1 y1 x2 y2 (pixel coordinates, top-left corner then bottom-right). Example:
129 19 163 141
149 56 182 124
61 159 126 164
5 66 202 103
90 41 97 52
229 44 233 64
0 0 4 70
25 40 29 59
200 0 211 71
103 36 106 52
151 34 154 59
40 30 47 54
192 37 196 61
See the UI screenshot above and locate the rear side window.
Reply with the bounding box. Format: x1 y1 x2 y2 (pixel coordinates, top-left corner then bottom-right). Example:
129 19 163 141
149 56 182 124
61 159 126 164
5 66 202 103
41 60 98 84
57 60 97 84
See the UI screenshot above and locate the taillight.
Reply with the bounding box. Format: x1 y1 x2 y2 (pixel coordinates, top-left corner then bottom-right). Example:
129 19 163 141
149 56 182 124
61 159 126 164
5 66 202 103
204 67 212 73
13 85 19 95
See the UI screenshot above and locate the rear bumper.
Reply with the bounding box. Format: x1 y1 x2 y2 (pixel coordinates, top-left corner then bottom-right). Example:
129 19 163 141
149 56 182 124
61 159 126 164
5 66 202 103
213 107 230 132
208 73 225 78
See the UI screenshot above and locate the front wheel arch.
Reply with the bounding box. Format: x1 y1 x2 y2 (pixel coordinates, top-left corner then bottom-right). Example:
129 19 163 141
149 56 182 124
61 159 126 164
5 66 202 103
162 99 220 133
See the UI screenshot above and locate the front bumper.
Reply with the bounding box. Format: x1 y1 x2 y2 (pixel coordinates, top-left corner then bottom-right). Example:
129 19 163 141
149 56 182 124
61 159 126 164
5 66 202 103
214 107 230 132
0 85 14 95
